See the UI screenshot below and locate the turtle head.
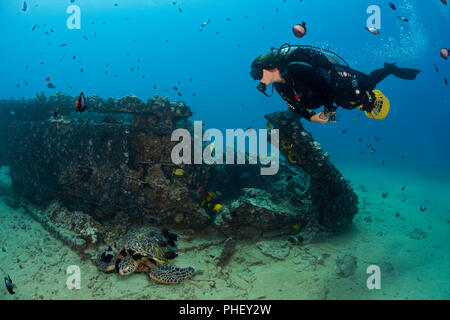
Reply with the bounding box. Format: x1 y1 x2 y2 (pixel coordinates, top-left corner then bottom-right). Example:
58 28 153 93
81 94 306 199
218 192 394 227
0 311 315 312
118 255 137 275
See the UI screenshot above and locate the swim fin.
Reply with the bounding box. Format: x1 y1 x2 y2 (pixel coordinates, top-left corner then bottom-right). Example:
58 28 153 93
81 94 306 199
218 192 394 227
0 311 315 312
384 63 421 80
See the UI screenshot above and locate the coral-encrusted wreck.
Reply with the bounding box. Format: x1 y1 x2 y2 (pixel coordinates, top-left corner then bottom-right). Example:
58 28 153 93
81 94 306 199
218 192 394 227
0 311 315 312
0 92 358 253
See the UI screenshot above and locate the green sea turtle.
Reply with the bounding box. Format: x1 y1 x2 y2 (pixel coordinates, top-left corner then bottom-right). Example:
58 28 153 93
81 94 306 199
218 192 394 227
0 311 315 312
94 227 195 284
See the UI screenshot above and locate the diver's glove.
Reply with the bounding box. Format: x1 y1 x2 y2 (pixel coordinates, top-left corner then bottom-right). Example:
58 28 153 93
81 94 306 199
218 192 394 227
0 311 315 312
361 91 376 112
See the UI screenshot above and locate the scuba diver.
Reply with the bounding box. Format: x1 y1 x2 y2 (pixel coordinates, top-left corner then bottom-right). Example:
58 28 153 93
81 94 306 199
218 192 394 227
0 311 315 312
250 44 421 123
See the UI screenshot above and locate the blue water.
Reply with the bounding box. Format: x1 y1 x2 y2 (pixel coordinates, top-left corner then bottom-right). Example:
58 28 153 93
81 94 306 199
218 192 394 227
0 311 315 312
1 0 448 179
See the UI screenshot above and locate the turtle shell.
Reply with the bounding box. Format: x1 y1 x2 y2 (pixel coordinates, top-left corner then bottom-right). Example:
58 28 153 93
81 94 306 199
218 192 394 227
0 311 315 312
114 228 178 265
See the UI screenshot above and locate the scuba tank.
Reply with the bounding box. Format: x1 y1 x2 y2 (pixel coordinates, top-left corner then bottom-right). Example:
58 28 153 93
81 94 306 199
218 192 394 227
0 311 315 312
270 44 351 68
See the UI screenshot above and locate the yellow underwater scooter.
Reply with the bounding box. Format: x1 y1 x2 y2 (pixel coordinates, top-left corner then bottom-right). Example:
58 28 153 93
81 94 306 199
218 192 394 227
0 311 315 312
356 90 391 120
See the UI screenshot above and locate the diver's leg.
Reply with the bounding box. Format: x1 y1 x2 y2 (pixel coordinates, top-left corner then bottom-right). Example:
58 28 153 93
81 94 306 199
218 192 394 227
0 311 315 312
368 67 392 87
368 63 421 87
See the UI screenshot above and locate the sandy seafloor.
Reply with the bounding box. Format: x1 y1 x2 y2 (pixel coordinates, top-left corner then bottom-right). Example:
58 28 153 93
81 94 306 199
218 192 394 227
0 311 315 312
0 163 449 300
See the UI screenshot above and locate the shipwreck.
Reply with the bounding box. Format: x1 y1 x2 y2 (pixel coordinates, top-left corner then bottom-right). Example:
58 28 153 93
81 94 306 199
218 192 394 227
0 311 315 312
0 92 358 254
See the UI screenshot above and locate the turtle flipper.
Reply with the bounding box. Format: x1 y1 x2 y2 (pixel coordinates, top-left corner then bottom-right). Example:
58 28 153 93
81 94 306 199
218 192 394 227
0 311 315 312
94 249 117 273
148 265 195 284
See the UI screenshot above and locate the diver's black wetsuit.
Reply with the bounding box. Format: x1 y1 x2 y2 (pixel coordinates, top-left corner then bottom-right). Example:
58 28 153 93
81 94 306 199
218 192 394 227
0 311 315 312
273 47 415 120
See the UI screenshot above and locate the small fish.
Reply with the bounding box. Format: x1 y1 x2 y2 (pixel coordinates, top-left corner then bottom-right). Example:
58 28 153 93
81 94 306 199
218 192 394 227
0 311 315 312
60 43 67 47
365 27 379 35
397 16 409 22
207 191 215 202
201 19 211 27
75 92 87 113
281 141 293 150
382 192 388 199
22 1 27 12
374 136 380 141
445 77 448 86
172 168 185 176
434 64 439 73
4 276 14 295
47 83 56 89
440 48 449 60
342 128 348 134
292 224 300 231
292 22 307 38
287 153 297 164
45 77 50 82
196 186 204 194
32 24 37 31
212 204 223 212
388 2 396 10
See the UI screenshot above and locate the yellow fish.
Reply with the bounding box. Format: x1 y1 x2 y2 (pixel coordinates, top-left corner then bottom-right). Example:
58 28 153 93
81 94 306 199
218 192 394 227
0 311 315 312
172 168 185 176
212 204 223 212
210 141 215 155
292 224 300 231
288 153 297 164
282 141 293 150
